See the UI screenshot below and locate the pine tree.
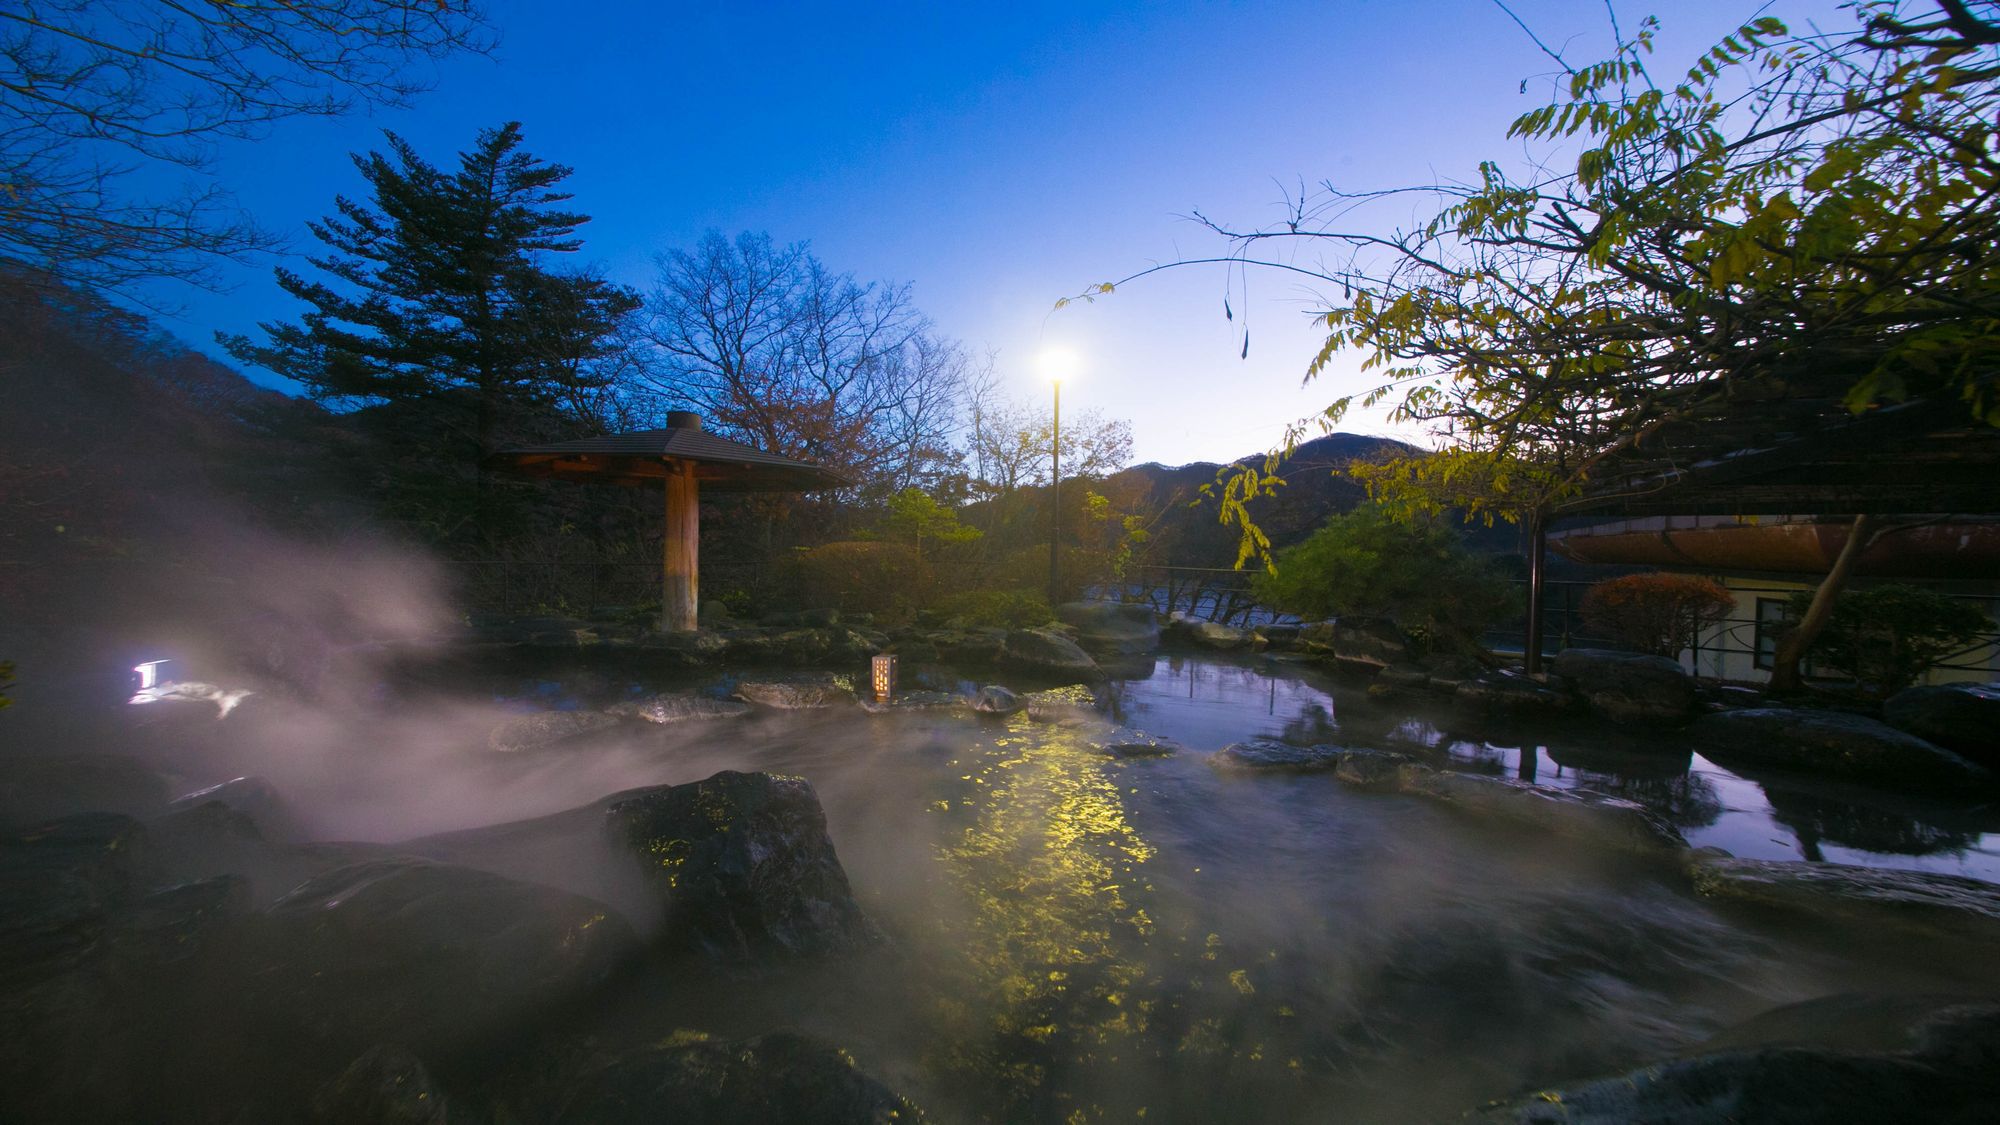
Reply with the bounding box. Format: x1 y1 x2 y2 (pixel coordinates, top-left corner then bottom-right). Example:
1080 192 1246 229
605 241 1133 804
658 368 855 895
225 122 638 538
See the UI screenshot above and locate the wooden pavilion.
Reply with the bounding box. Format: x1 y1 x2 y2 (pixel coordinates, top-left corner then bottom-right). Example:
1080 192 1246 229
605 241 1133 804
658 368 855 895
487 412 846 632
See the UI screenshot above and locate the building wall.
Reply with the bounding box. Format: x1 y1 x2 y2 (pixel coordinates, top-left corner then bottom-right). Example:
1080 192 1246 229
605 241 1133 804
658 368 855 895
1685 576 1999 686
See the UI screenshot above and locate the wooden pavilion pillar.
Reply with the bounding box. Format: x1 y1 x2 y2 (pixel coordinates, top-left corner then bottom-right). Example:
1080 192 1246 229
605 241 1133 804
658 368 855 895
662 459 699 632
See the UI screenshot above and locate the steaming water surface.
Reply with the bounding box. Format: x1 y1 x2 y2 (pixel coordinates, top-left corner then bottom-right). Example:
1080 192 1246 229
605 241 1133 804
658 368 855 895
348 653 1995 1122
95 653 2000 1121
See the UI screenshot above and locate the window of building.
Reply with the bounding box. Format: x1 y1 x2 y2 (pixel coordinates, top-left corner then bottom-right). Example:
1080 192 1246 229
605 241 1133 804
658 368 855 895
1753 597 1790 670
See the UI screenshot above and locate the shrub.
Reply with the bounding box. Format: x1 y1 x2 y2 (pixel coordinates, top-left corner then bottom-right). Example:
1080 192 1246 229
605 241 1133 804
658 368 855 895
784 541 933 619
987 544 1105 605
1579 573 1736 658
1251 504 1518 653
1787 584 1990 697
930 588 1053 629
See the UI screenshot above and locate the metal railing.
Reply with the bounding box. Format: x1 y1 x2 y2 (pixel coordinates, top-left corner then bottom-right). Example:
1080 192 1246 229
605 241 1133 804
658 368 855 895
1101 565 1288 627
1485 579 2000 676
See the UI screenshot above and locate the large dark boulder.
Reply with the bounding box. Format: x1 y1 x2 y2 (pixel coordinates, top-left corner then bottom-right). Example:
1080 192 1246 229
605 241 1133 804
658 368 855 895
488 709 625 753
603 771 879 960
1883 683 2000 768
1395 765 1687 854
969 684 1023 717
1693 708 1991 792
1454 671 1575 715
1685 851 2000 939
0 816 253 1123
608 693 752 724
932 627 1008 665
552 1032 922 1124
1214 738 1345 771
731 678 858 709
169 775 304 842
311 1045 452 1125
1001 628 1102 680
0 812 147 978
0 754 173 828
1186 619 1253 650
1466 1001 2000 1123
1552 648 1698 724
251 858 640 1055
1058 600 1160 655
1295 616 1411 670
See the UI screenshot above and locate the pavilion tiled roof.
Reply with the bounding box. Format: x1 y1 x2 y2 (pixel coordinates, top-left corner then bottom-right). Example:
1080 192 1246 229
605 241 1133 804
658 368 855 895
487 415 848 492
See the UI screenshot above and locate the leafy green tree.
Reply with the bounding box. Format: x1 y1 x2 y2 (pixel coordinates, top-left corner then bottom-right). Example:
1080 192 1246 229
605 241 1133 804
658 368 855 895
1086 0 1998 679
880 487 982 561
1082 489 1152 587
225 122 639 538
1787 583 1991 696
1251 504 1517 652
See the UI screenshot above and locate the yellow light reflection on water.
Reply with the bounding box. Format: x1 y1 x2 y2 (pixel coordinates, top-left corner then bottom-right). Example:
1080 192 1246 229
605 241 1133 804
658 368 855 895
926 716 1159 1109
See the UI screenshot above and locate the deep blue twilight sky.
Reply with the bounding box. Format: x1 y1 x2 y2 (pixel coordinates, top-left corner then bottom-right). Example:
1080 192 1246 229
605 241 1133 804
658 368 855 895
148 0 1852 467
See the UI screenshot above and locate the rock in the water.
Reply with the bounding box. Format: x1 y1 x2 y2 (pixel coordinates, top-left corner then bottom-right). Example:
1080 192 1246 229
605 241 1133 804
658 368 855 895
0 812 146 977
1021 684 1101 726
1693 708 1990 792
656 629 733 659
1454 671 1574 715
0 754 172 828
1883 683 2000 768
553 1031 922 1125
109 874 250 966
1698 992 1996 1057
1058 601 1161 655
1425 655 1487 691
1396 766 1687 854
1255 623 1301 647
1186 620 1252 650
859 690 960 713
254 858 639 1054
488 709 625 753
933 627 1007 666
1373 665 1432 691
1466 1001 2000 1124
0 814 245 1124
168 776 304 842
312 1045 451 1125
1294 617 1411 670
1686 851 2000 938
1093 730 1182 758
969 685 1022 717
1552 647 1698 724
731 679 858 710
1214 738 1345 771
1001 628 1102 679
603 771 878 959
607 694 753 724
1331 748 1411 791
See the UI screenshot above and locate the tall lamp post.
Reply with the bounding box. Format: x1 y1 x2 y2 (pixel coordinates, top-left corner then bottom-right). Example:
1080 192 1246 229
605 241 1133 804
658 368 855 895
1039 348 1076 607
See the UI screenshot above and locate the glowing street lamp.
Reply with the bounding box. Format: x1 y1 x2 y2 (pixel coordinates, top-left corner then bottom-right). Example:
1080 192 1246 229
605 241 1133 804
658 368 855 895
1037 348 1078 606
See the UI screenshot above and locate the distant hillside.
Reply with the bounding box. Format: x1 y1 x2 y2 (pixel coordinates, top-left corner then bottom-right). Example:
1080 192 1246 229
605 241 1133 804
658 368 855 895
0 279 378 681
1108 432 1521 567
